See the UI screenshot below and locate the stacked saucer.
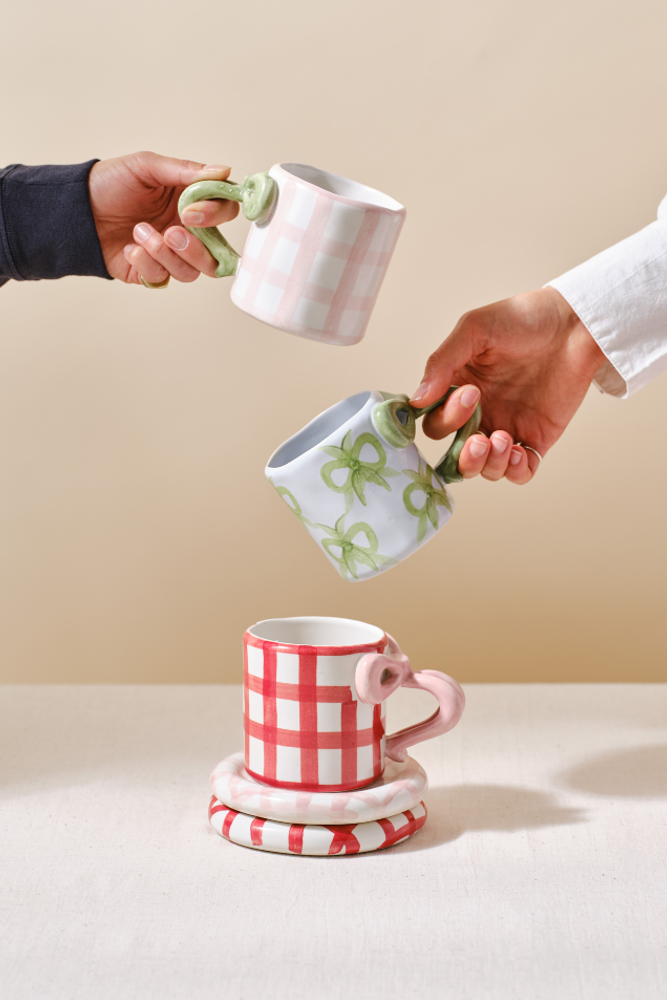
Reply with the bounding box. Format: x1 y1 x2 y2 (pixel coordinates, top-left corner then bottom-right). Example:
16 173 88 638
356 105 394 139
208 751 428 856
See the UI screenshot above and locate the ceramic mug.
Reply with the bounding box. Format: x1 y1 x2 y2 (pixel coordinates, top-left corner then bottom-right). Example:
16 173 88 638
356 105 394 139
243 616 465 792
265 388 482 581
178 163 405 346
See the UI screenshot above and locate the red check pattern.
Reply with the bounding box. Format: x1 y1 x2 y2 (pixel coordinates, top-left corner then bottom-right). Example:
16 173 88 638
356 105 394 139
244 633 387 793
208 796 427 856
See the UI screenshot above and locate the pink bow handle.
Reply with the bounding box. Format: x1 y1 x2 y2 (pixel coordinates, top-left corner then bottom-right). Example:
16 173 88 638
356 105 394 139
355 635 465 763
384 670 465 763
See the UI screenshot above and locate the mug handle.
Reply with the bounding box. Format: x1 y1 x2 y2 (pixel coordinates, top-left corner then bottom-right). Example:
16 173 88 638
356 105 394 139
177 173 277 278
355 634 465 763
372 386 482 484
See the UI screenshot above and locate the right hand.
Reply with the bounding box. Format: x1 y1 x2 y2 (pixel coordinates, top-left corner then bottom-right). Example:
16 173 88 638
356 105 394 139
410 287 606 484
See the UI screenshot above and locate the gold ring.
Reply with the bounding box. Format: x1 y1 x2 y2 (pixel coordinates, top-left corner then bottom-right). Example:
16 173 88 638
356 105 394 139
140 275 170 290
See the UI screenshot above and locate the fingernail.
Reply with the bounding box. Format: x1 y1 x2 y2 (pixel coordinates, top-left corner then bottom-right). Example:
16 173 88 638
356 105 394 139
469 439 489 459
460 386 480 408
411 383 429 402
509 448 522 466
134 223 152 242
202 164 230 173
165 229 188 251
182 210 205 225
491 434 509 454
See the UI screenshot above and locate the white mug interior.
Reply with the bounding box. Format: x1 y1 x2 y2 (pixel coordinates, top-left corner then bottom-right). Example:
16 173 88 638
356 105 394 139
266 391 371 470
248 615 384 648
280 163 403 211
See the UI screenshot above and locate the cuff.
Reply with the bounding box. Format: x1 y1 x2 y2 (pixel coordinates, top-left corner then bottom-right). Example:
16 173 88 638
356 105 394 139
546 216 667 398
0 160 112 283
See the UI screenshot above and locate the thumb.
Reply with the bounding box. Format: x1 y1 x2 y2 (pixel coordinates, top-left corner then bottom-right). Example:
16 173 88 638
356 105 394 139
410 321 476 407
131 151 232 189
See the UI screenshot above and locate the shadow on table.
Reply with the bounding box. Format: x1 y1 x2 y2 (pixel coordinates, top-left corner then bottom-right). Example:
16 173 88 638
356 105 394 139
395 783 584 852
557 742 667 798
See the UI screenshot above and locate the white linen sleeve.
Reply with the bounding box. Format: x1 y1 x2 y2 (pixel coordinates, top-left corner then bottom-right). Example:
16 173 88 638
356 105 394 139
546 193 667 398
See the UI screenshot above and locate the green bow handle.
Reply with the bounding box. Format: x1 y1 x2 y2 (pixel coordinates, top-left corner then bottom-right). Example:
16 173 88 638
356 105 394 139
372 387 482 484
177 173 277 278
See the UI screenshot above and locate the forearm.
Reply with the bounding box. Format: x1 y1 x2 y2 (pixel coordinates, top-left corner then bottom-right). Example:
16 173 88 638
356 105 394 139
546 193 667 398
0 161 111 286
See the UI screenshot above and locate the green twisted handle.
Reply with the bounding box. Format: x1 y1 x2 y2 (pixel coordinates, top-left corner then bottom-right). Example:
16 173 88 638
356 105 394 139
177 173 277 278
372 387 482 484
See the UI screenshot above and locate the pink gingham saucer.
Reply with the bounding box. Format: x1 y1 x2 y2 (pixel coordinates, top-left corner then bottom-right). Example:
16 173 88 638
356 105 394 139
210 751 428 825
208 796 427 856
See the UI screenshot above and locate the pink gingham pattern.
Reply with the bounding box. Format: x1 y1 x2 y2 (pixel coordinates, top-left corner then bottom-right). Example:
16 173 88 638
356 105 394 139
230 164 405 346
208 796 427 856
243 629 388 793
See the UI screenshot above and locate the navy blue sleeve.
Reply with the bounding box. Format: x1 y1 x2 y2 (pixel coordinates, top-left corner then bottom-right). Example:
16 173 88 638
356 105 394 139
0 159 112 288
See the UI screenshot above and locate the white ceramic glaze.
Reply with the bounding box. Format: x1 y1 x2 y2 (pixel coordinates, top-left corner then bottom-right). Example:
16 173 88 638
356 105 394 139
266 390 455 580
210 751 428 825
208 796 427 855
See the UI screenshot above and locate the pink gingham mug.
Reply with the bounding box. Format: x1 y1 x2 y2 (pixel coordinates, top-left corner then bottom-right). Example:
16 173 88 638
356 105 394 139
243 616 464 793
178 163 405 346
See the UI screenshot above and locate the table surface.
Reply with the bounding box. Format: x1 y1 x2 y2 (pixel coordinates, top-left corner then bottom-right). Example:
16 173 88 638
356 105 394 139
1 684 666 1000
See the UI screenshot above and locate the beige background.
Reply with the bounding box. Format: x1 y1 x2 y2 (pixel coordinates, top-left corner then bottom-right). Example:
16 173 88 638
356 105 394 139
1 0 666 683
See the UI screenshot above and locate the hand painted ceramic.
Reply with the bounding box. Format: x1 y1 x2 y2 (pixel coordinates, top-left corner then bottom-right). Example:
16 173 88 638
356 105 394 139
209 795 427 855
243 616 464 793
265 387 482 580
178 163 405 346
210 751 427 825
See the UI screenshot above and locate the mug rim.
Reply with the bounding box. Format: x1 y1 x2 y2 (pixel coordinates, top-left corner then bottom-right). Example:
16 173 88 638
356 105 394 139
265 390 380 472
246 615 385 653
274 162 406 215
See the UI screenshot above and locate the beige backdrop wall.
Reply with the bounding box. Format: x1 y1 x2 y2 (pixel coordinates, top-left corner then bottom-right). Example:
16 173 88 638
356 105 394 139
1 0 666 683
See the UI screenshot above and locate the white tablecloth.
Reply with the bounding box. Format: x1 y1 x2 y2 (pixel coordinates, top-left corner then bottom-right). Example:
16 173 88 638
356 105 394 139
1 684 665 999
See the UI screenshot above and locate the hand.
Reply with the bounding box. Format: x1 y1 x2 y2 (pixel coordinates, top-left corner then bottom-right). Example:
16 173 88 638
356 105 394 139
88 151 240 285
410 288 605 484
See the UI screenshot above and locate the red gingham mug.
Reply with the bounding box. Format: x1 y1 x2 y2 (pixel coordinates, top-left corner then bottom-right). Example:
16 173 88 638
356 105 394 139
243 616 465 793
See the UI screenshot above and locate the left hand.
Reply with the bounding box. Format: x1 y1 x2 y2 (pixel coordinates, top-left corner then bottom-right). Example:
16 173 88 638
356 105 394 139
88 151 240 285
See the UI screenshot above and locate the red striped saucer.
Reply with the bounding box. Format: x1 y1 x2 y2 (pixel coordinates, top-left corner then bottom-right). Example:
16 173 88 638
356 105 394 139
208 796 427 856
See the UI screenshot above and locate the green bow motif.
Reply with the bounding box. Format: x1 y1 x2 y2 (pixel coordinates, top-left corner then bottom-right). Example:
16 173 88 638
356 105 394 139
270 481 316 529
402 458 453 543
316 514 397 581
319 430 400 511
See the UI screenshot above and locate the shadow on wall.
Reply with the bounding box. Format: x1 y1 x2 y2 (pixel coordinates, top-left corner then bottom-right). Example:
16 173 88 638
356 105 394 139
558 743 667 798
397 783 584 852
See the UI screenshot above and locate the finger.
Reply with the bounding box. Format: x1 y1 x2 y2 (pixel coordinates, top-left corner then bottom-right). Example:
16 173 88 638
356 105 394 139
133 223 200 283
410 317 477 409
131 151 232 190
163 227 219 277
180 199 241 228
457 434 490 478
505 446 535 485
119 251 145 285
421 384 480 440
480 431 514 482
123 245 169 285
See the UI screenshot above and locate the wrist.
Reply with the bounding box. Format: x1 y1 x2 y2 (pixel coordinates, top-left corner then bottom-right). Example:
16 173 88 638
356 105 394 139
542 285 605 376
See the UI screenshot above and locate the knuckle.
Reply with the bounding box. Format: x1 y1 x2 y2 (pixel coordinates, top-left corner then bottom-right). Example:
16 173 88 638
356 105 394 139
180 269 200 283
134 150 155 169
145 232 167 256
179 159 200 184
